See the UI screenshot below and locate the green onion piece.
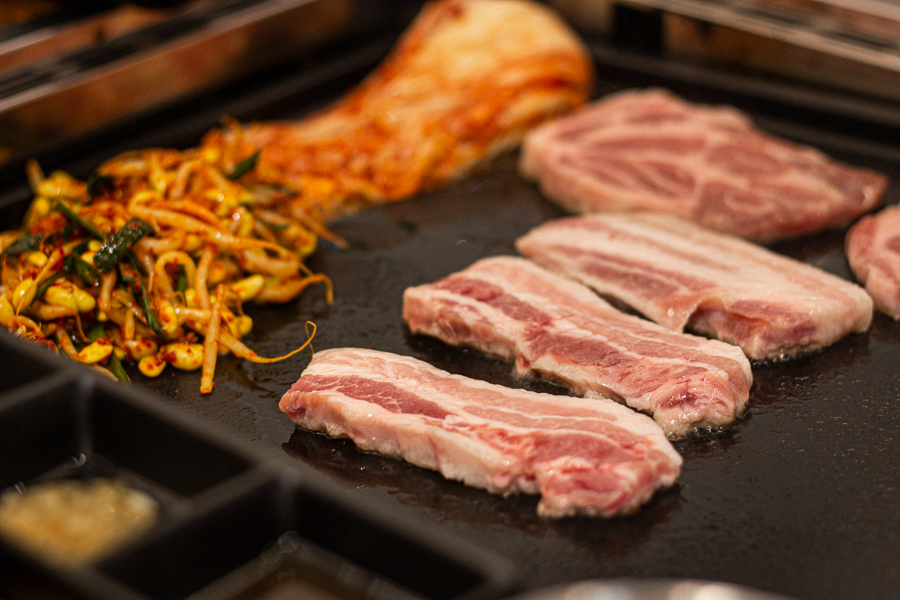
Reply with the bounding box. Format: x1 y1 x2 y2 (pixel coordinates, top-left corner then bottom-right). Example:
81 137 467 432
117 263 137 286
126 251 148 276
108 354 131 382
119 265 140 293
52 223 76 243
86 173 115 199
2 233 44 256
64 255 101 286
259 218 290 233
174 264 189 293
87 324 106 342
249 184 298 203
54 202 105 241
119 263 167 340
105 352 131 383
139 286 167 340
34 272 63 301
269 184 299 198
93 219 153 273
227 150 260 180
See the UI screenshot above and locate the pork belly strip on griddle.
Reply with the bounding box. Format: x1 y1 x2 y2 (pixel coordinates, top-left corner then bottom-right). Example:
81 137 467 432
280 348 682 518
846 204 900 319
402 256 752 438
517 213 873 361
519 89 887 243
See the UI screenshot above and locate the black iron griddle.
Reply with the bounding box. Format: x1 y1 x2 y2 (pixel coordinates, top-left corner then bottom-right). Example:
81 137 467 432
2 4 900 599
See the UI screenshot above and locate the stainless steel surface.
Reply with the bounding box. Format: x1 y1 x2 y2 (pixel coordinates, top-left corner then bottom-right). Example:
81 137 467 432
550 0 900 102
0 2 211 74
510 580 800 600
0 0 354 165
627 0 900 61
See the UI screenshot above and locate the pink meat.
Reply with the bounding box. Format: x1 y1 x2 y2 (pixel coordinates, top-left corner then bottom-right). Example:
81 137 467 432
402 256 752 438
520 88 887 242
846 204 900 319
517 213 873 360
280 347 682 518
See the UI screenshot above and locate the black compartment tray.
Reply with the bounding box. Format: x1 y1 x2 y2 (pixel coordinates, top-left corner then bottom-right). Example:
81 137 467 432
0 334 514 600
1 4 900 600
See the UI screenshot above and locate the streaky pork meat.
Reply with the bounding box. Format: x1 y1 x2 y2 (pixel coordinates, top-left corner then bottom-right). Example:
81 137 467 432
280 347 682 518
519 89 887 242
516 213 873 360
402 256 752 438
846 205 900 319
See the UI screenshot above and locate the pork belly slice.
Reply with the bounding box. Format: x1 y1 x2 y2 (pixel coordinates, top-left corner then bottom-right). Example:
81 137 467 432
520 88 887 243
402 256 752 438
280 348 682 518
846 205 900 319
517 213 873 361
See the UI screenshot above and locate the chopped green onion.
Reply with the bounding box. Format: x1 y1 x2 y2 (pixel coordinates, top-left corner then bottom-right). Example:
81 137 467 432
49 224 76 244
86 173 115 198
34 272 63 300
119 263 167 340
105 352 131 383
54 202 105 241
93 219 152 273
139 286 167 340
104 351 130 383
64 255 101 286
126 251 148 276
174 264 189 293
227 150 260 180
259 219 290 233
87 324 106 342
2 233 44 256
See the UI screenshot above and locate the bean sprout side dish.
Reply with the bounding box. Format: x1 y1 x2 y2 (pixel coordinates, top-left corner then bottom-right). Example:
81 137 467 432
0 145 335 393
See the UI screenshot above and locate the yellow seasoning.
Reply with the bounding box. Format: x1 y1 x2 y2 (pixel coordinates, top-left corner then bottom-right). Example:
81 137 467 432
0 479 157 567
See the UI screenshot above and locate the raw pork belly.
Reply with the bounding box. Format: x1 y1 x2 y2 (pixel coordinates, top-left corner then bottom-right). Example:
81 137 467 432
520 89 887 242
846 205 900 319
517 213 873 360
402 256 751 437
280 348 682 518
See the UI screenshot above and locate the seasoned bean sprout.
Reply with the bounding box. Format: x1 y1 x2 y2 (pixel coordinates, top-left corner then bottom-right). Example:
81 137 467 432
0 147 334 393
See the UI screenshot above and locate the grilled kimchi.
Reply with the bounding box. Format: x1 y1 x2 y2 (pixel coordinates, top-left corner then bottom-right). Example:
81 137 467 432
202 0 594 218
